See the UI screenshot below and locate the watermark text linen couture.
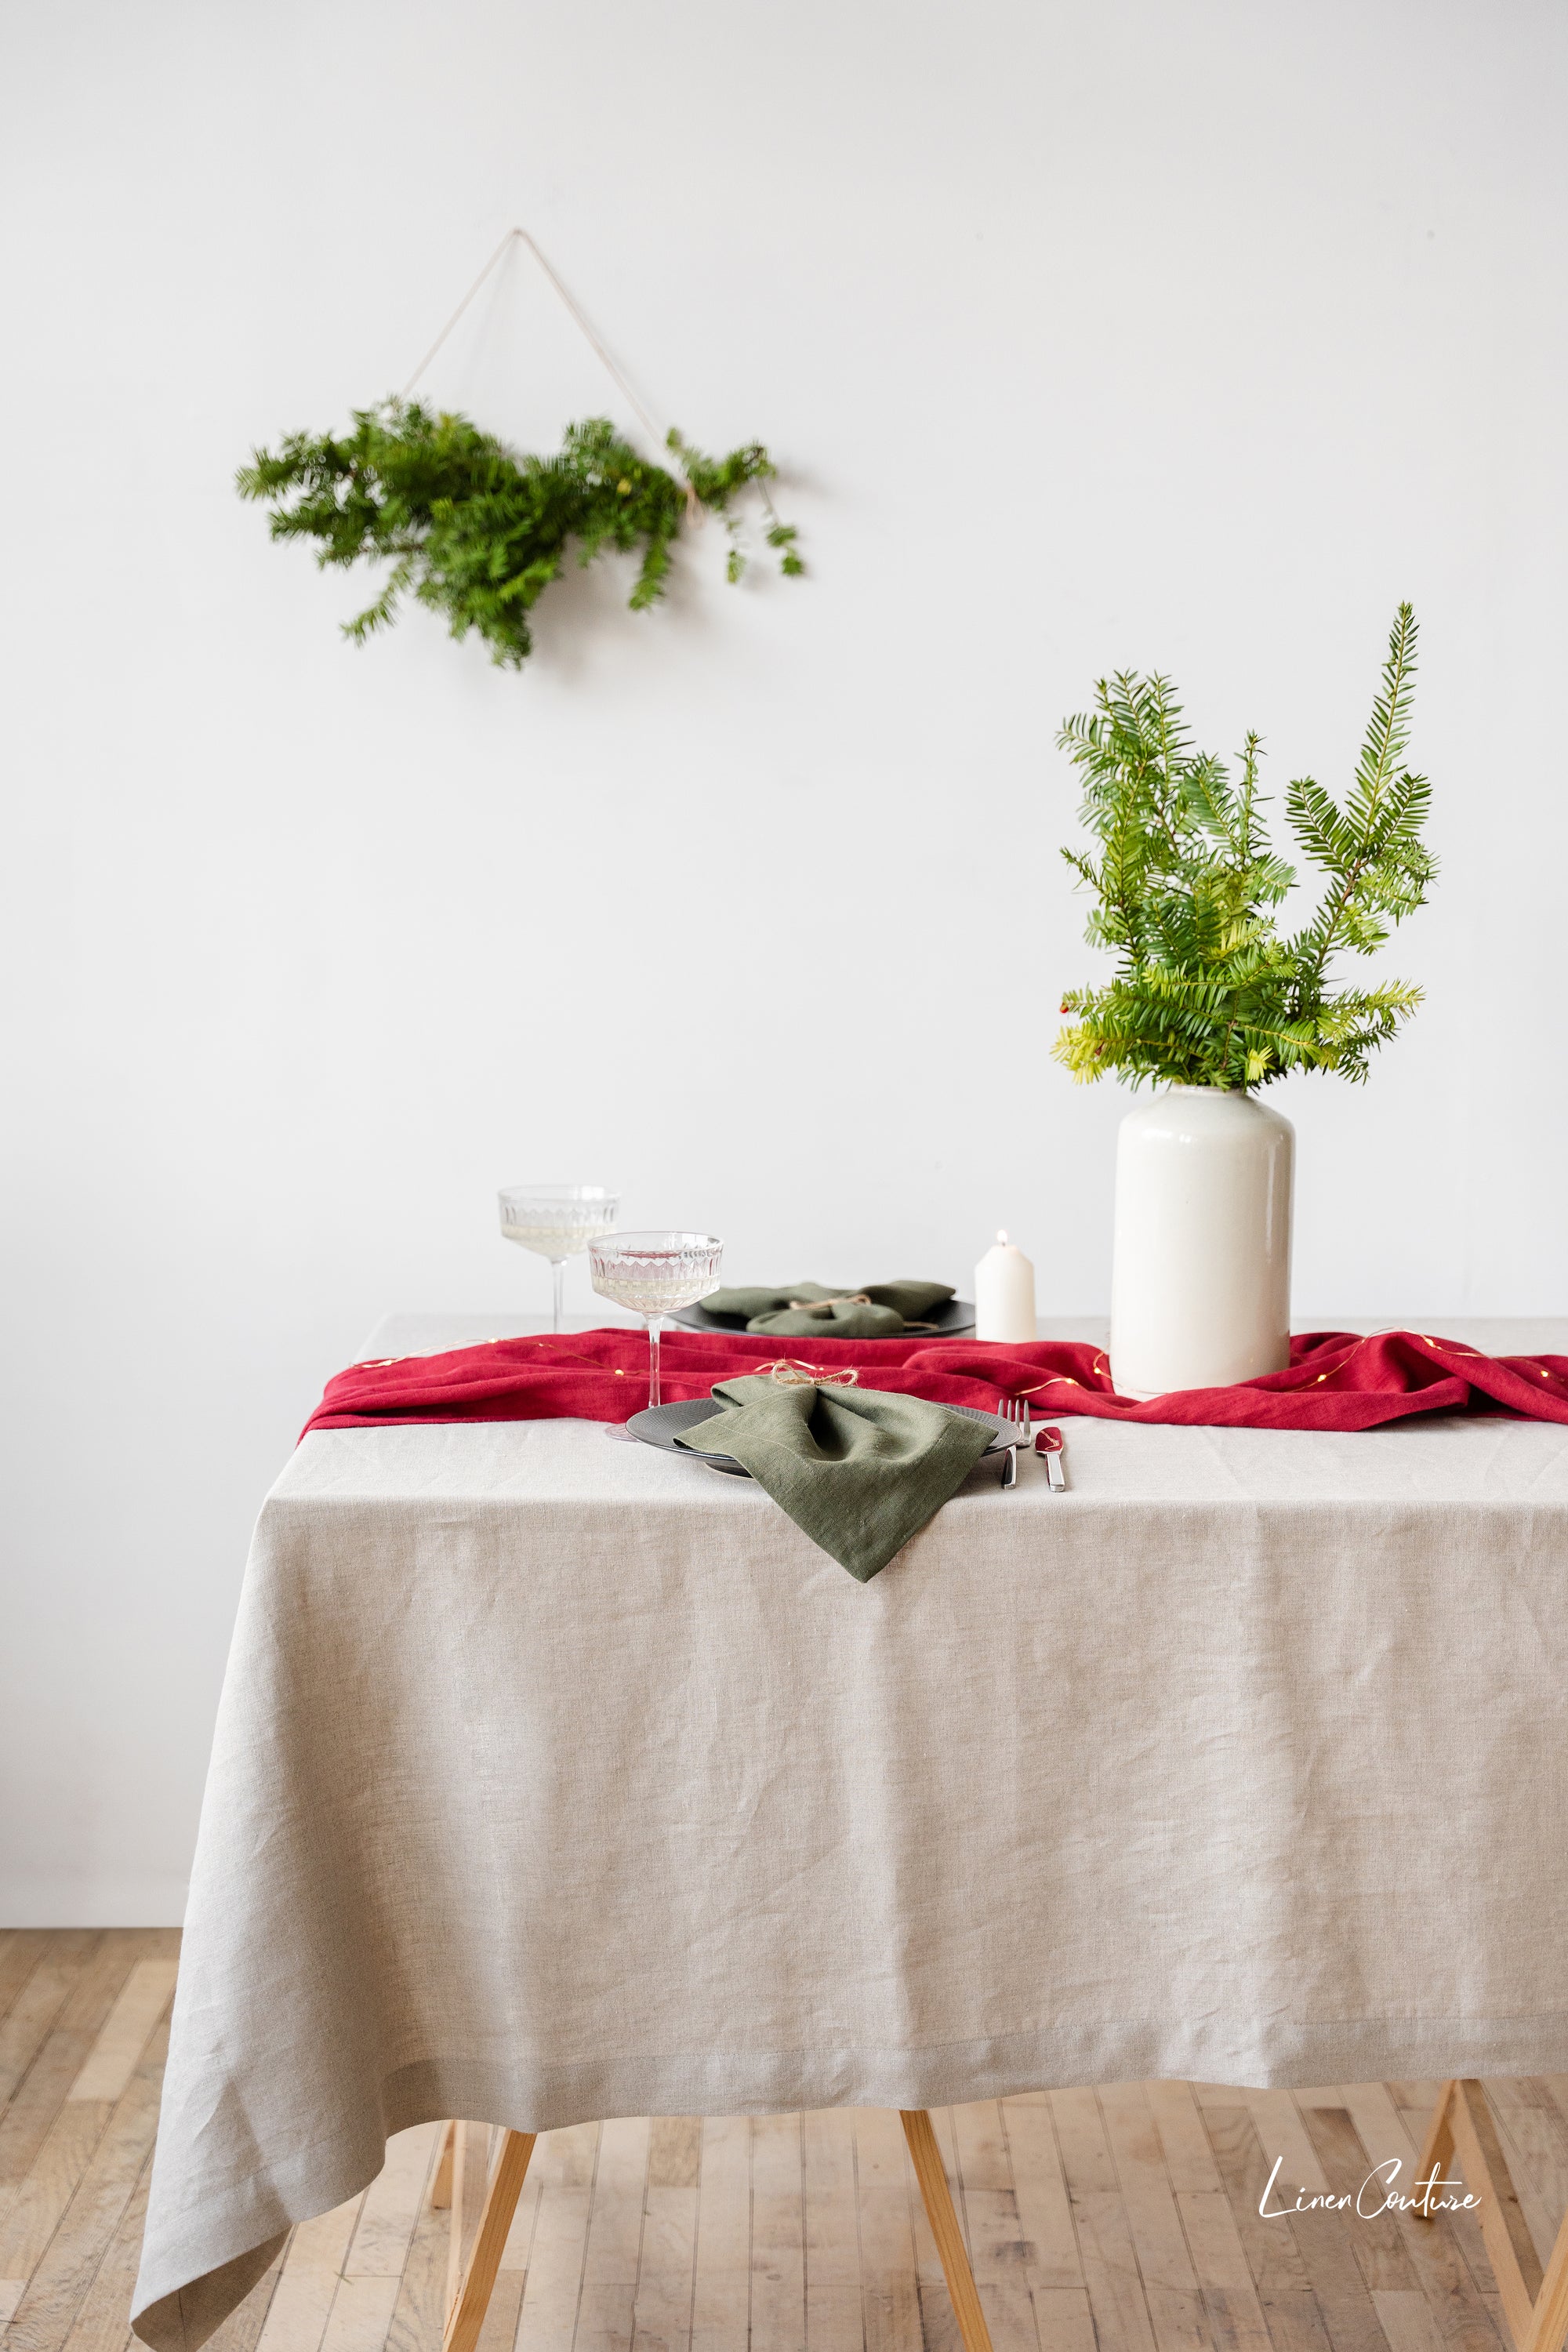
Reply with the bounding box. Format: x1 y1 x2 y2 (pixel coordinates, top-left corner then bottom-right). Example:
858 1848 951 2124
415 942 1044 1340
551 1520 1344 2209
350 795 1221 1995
1258 2157 1481 2221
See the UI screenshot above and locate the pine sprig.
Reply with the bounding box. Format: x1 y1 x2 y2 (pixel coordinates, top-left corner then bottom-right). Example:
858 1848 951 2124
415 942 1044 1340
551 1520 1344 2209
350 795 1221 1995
236 401 803 670
1053 604 1436 1091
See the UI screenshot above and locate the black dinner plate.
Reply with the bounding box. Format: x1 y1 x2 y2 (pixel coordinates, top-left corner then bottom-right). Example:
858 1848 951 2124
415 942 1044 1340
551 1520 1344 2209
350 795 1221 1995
627 1397 1011 1477
673 1296 976 1338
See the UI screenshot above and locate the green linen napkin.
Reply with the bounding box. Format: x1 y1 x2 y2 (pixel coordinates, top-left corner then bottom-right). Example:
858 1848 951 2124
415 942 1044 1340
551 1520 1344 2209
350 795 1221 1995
702 1279 955 1338
674 1372 995 1581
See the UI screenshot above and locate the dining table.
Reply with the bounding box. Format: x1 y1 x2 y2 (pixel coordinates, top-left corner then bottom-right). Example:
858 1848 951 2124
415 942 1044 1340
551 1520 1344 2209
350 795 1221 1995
131 1314 1568 2352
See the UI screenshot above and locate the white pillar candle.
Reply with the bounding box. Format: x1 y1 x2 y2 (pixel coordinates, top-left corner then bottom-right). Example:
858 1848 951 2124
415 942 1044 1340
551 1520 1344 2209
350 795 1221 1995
975 1231 1036 1344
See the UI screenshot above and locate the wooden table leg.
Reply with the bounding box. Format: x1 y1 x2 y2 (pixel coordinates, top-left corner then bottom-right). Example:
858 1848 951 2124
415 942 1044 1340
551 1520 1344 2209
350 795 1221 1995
441 2124 470 2318
900 2110 994 2352
432 2121 457 2209
443 2129 536 2352
1414 2081 1456 2186
1527 2232 1568 2352
1416 2079 1568 2352
437 2106 988 2352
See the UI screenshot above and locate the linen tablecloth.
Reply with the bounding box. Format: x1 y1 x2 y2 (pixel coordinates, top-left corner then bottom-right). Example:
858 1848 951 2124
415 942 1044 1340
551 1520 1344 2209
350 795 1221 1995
132 1316 1568 2352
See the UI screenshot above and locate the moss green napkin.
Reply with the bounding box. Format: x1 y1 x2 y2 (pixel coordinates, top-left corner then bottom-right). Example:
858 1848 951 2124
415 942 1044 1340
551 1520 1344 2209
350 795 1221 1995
701 1279 954 1338
674 1373 995 1581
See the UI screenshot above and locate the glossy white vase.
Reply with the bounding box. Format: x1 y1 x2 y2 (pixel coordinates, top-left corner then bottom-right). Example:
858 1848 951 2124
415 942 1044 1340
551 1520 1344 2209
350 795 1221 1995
1109 1087 1294 1399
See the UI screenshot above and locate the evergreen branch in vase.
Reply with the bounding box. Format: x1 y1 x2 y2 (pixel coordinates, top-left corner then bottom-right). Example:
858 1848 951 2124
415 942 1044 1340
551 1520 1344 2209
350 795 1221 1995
1053 604 1436 1091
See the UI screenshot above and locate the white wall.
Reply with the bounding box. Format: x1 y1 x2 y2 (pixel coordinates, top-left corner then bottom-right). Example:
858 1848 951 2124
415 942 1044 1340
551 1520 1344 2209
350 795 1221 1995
2 0 1565 1924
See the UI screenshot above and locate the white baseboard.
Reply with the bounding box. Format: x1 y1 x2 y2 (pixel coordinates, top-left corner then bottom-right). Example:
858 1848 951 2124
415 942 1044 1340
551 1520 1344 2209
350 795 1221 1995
0 1873 189 1929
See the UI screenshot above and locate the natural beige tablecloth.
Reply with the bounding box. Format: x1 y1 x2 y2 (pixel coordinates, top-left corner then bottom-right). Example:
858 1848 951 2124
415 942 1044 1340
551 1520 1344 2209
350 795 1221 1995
133 1316 1568 2352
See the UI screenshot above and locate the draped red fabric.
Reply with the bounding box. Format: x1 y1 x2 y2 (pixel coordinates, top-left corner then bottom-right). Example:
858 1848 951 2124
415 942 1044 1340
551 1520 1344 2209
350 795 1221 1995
301 1327 1568 1438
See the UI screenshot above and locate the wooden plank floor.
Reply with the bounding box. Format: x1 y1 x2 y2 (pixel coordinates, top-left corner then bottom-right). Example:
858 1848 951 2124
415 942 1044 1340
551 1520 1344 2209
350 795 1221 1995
0 1933 1555 2352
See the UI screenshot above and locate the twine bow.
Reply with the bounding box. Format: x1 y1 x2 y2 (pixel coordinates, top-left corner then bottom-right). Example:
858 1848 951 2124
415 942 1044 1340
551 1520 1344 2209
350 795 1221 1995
757 1359 861 1388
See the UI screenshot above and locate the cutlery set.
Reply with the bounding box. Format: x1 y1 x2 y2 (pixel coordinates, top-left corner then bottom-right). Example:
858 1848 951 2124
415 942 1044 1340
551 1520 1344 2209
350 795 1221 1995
996 1397 1068 1491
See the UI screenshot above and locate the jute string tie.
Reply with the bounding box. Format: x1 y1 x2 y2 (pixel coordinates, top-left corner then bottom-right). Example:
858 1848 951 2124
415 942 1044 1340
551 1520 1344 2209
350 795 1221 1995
403 226 704 520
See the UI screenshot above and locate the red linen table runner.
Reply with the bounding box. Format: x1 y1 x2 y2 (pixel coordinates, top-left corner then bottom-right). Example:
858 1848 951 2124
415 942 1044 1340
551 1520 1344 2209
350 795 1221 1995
302 1327 1568 1437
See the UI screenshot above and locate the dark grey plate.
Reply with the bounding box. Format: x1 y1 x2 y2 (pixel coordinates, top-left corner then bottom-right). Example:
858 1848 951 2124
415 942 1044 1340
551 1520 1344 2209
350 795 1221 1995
673 1297 976 1338
627 1396 1010 1477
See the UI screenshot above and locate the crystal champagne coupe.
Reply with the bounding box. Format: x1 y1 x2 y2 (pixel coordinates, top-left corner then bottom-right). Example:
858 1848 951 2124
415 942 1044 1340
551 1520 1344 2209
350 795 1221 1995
588 1230 724 1406
498 1185 619 1333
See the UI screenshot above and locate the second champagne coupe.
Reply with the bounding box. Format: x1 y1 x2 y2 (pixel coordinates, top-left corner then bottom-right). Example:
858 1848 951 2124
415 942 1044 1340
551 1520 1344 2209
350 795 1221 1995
588 1231 724 1406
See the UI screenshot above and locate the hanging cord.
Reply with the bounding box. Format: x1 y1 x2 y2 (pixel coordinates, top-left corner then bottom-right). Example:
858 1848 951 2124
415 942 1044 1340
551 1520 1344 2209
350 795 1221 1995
401 226 703 520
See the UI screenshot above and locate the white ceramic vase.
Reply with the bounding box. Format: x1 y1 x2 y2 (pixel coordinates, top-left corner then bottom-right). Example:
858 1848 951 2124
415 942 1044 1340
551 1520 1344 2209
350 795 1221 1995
1109 1086 1294 1399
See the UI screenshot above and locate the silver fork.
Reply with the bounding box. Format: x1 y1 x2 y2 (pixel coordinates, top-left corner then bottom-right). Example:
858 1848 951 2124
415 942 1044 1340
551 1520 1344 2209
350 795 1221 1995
997 1394 1030 1487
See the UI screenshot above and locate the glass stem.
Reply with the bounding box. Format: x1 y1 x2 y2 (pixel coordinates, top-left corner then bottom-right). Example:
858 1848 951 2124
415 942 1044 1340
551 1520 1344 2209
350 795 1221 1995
551 1258 565 1334
647 1315 662 1408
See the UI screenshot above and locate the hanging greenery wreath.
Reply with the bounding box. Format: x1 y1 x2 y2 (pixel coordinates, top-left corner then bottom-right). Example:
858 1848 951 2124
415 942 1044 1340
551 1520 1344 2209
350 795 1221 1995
236 401 802 671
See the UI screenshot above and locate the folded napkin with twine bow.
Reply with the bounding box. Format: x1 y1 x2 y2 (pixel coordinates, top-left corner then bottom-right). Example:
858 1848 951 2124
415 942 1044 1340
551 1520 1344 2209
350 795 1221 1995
702 1279 954 1338
673 1369 995 1581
